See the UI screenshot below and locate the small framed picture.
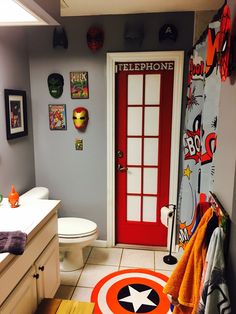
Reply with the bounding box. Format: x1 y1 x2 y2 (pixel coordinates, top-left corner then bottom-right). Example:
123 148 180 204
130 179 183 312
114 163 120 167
75 138 83 150
70 71 89 99
48 104 67 130
4 89 28 140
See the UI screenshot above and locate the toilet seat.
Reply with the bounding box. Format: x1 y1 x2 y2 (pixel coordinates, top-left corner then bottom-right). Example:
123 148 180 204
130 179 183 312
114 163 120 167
58 217 97 238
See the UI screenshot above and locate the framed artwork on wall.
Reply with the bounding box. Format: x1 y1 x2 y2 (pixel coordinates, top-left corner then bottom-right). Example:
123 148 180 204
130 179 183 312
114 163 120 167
48 104 67 130
4 89 28 140
70 71 89 99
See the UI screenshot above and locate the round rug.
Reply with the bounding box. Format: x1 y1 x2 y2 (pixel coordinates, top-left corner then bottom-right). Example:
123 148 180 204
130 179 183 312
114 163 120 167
91 268 171 314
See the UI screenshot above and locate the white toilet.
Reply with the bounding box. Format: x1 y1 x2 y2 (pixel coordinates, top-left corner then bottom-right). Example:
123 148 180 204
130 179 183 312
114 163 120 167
20 187 98 272
58 217 98 271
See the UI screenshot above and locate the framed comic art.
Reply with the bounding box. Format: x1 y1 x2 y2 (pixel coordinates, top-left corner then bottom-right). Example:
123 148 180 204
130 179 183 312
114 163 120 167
4 89 28 140
48 104 67 130
70 71 89 99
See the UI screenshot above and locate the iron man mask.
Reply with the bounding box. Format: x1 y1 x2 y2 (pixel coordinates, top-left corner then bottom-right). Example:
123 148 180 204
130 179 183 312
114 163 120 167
73 107 89 130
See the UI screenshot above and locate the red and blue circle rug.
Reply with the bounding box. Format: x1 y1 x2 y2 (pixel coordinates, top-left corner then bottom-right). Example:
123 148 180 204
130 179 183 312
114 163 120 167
91 268 172 313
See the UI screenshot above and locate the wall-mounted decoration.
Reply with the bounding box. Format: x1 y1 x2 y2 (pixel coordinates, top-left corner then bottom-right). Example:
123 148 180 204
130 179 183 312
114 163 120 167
70 72 89 99
219 4 231 81
73 107 89 130
4 89 28 140
75 138 83 151
48 104 67 130
53 26 68 49
159 24 178 42
87 26 104 52
48 73 64 98
124 23 144 47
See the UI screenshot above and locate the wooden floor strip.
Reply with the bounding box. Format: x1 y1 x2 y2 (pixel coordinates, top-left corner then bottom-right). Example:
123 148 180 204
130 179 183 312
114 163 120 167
35 299 95 314
57 300 95 314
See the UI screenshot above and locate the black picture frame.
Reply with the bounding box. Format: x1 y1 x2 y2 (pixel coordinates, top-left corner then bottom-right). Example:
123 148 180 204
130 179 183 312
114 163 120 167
4 89 28 140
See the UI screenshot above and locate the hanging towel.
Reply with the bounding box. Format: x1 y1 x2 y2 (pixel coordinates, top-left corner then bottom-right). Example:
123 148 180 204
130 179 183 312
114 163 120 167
163 207 213 314
0 231 27 255
197 227 231 314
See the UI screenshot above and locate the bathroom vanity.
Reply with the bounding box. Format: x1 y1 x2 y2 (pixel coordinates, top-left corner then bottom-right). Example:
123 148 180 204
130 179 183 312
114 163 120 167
0 198 61 313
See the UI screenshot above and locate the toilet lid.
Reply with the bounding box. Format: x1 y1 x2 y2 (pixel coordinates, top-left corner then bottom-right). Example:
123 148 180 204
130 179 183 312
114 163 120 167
58 217 97 238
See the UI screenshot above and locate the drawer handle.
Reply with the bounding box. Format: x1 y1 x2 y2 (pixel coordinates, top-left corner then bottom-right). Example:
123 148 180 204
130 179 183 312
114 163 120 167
33 273 39 279
39 266 45 272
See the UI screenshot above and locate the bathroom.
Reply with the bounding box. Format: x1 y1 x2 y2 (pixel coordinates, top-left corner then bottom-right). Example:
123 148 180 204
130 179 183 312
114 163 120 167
0 0 235 312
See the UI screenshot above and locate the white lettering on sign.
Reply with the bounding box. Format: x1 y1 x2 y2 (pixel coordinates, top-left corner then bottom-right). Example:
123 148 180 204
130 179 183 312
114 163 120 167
117 62 174 72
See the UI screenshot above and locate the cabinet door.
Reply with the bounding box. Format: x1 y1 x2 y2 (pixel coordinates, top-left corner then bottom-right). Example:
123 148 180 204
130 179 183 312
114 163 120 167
36 236 60 303
0 266 38 314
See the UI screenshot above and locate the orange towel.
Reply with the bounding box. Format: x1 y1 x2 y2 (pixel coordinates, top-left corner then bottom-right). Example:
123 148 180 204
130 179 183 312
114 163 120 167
163 207 213 314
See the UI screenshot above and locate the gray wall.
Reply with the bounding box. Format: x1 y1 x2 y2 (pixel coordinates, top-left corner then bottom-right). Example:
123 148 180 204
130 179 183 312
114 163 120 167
28 12 194 240
214 0 236 310
0 28 35 197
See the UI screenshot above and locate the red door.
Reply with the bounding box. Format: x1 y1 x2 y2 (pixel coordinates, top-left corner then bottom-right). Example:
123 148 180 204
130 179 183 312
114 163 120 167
115 61 174 246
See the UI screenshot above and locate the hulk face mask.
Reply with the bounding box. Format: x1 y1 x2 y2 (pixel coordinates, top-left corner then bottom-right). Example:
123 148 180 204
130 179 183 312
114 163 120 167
48 73 64 98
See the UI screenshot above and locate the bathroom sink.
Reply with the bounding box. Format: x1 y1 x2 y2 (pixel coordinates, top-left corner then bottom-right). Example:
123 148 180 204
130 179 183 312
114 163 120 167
0 209 34 232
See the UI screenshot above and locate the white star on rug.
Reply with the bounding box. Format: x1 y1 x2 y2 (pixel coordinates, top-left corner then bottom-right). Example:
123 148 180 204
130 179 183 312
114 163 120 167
119 285 157 312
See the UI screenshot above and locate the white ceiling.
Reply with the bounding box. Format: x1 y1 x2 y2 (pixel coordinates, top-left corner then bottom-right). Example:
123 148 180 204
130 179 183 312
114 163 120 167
61 0 224 17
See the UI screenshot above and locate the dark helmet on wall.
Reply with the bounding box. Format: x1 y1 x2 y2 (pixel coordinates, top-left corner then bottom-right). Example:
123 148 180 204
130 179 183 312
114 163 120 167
124 24 144 46
53 26 68 49
159 24 178 42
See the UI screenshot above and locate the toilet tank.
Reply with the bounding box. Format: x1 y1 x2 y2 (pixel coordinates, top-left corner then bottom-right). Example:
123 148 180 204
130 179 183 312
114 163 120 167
20 187 49 200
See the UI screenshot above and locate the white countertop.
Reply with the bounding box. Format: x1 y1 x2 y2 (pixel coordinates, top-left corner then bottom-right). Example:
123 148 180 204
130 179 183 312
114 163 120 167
0 197 61 266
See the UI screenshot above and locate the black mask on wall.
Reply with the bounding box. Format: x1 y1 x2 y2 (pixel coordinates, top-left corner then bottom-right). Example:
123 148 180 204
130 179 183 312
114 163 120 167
53 26 68 49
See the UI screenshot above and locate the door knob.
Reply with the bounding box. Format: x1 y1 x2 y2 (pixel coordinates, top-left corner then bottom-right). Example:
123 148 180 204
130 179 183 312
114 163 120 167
117 164 128 172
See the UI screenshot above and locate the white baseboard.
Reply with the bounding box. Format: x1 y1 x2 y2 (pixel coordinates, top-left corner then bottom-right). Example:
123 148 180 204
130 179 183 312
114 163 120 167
93 240 108 247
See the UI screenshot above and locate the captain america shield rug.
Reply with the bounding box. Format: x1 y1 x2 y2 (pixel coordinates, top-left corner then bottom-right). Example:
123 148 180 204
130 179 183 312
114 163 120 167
91 268 172 313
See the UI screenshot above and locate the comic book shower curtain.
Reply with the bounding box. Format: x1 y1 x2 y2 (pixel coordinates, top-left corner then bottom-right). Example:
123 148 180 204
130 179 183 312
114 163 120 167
178 4 231 249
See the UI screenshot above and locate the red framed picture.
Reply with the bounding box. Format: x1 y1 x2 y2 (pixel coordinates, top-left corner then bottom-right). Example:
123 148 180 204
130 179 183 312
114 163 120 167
48 104 67 130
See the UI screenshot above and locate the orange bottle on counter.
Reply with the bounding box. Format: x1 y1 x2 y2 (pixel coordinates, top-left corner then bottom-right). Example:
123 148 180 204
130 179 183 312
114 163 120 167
8 185 19 208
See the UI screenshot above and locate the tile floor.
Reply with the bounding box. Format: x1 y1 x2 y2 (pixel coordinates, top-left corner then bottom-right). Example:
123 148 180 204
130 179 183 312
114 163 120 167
55 247 180 303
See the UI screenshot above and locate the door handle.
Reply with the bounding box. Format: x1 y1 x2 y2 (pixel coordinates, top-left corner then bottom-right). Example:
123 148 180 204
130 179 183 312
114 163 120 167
117 164 128 172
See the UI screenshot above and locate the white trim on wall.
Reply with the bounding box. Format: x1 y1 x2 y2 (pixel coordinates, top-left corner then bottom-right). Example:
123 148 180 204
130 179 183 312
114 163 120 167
106 51 184 251
93 240 108 247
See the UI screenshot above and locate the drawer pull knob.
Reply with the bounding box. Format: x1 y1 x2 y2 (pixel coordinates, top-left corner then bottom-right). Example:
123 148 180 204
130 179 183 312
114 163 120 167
39 266 45 271
33 273 39 279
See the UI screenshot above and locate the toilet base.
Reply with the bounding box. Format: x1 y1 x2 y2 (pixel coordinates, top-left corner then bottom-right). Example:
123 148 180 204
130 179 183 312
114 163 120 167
60 247 84 272
59 230 98 272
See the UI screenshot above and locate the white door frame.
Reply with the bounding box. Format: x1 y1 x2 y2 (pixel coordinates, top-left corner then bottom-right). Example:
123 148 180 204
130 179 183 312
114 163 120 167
106 51 184 251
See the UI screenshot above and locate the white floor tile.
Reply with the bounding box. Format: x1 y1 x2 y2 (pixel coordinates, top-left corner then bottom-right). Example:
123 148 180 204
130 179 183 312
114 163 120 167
120 249 155 269
71 286 93 302
155 269 172 277
60 269 82 286
83 246 92 263
77 264 118 288
155 251 178 271
119 266 154 271
54 285 75 299
87 247 122 266
119 266 139 271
